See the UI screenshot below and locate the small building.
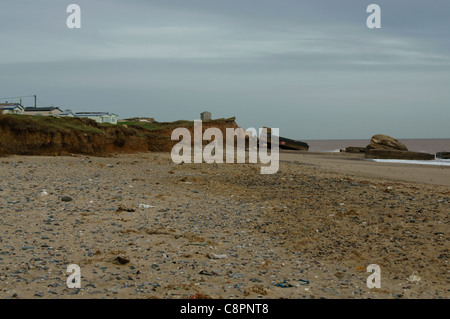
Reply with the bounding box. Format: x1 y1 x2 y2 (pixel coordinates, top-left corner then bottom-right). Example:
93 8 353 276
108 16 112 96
0 103 24 115
24 106 63 116
201 111 211 121
75 112 118 124
59 111 75 117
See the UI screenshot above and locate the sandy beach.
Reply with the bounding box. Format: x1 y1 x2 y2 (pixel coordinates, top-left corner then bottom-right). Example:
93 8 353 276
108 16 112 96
0 152 448 299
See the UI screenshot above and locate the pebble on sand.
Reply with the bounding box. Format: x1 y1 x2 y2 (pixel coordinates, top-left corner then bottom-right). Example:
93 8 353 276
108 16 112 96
113 256 130 265
61 196 73 202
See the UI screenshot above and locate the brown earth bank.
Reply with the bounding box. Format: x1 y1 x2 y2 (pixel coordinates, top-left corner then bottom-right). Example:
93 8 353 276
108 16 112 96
0 115 240 156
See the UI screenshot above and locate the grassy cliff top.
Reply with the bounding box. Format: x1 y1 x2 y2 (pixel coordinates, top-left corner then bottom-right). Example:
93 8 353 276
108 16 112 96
0 114 237 134
118 117 236 131
0 114 104 134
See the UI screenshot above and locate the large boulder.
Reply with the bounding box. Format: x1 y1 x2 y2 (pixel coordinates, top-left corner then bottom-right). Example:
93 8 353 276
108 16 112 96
366 149 435 160
367 134 408 151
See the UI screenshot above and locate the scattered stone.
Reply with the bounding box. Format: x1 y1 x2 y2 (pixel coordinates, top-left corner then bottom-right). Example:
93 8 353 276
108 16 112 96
244 285 268 296
138 204 154 209
199 270 213 276
61 196 73 202
191 293 213 299
116 206 136 212
407 274 421 283
113 256 130 265
335 272 344 279
384 186 393 193
207 253 227 259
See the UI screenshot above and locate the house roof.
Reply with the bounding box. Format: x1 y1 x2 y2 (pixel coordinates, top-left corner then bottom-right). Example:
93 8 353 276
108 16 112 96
24 107 62 112
0 103 23 110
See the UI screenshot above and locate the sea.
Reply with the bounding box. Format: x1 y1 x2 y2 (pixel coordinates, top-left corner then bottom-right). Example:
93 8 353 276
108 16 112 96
302 138 450 166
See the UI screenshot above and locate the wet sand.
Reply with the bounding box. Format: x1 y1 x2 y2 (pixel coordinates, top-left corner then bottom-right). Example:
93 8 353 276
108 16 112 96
281 151 450 187
0 152 448 299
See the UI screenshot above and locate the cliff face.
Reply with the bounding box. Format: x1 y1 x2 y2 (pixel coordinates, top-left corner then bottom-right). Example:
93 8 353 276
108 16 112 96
144 119 241 152
0 115 241 156
0 123 148 156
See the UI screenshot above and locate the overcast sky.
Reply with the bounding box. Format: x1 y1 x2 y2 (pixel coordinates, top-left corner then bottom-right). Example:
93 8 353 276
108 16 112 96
0 0 449 139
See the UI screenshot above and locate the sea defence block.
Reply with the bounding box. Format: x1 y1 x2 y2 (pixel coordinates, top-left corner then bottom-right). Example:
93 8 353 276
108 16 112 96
343 146 367 153
436 152 450 159
365 149 435 160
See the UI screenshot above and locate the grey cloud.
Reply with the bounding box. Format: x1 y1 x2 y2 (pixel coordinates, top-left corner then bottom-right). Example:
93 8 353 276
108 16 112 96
0 0 449 139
